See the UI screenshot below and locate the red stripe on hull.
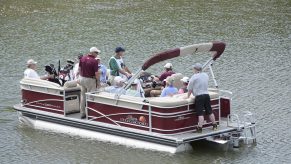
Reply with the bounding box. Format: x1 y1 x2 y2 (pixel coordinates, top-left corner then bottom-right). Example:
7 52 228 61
22 89 64 115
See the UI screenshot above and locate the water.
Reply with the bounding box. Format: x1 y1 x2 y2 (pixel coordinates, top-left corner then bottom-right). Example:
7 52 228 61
0 0 290 163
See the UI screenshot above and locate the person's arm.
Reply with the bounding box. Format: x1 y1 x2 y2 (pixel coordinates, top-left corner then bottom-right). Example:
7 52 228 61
159 73 164 81
119 69 131 78
95 71 100 88
186 78 194 98
160 88 166 97
124 66 131 74
40 74 54 80
186 90 192 99
94 61 100 87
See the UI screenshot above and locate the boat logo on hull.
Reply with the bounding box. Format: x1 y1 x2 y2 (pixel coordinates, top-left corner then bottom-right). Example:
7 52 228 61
174 116 190 121
120 115 148 126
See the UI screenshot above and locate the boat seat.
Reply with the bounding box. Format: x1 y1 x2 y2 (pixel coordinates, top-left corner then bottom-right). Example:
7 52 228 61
92 91 145 109
20 78 80 93
21 78 61 89
147 91 219 108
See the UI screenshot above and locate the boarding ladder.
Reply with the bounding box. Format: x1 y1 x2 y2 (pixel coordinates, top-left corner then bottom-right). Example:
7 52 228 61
227 111 257 147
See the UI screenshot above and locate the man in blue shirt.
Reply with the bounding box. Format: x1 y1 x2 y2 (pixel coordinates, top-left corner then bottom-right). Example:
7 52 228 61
160 78 178 97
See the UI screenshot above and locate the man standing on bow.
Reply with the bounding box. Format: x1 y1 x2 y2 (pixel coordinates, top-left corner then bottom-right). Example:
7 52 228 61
79 47 100 119
186 63 217 133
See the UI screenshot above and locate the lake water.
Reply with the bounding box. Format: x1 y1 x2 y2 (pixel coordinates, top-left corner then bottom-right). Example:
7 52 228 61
0 0 290 163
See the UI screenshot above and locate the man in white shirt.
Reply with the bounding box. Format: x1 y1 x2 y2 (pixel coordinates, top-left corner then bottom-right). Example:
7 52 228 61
24 59 52 80
186 63 217 133
126 79 144 97
104 76 126 94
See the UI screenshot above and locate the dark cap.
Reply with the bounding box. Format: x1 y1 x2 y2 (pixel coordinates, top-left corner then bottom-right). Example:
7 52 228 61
192 63 203 71
77 53 83 59
115 47 125 53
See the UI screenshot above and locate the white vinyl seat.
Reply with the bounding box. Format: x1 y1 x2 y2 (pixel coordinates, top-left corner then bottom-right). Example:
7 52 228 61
147 91 219 108
20 78 80 92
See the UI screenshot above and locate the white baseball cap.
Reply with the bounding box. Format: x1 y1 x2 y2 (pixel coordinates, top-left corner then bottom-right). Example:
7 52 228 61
90 47 101 53
180 77 189 83
27 59 37 65
132 79 140 85
164 63 173 69
114 76 125 84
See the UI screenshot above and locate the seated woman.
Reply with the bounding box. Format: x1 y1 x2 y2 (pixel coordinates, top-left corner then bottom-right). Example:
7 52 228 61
178 76 189 94
160 78 178 97
126 79 144 97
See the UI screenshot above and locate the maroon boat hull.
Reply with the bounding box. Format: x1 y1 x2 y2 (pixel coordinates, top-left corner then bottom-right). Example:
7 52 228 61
87 99 220 134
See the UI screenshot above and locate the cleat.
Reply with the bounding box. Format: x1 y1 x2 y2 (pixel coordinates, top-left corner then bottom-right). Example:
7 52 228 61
212 123 218 131
196 127 203 133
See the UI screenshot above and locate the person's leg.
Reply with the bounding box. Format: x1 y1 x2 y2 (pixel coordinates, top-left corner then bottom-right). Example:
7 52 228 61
198 115 205 128
204 94 217 130
209 113 216 124
81 78 96 118
79 78 87 118
87 78 97 92
204 94 215 124
143 88 153 97
195 95 204 132
150 90 161 97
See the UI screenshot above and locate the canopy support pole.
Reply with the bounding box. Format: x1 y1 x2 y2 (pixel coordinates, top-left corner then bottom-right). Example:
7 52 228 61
202 57 218 88
209 64 218 88
115 68 143 99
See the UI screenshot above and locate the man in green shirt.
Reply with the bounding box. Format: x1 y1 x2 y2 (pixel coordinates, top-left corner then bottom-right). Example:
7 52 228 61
108 47 131 84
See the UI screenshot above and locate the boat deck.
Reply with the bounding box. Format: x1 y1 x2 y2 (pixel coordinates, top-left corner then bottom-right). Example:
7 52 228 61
15 104 240 147
66 112 237 143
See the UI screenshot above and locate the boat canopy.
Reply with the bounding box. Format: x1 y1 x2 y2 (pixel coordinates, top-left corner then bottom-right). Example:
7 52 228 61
141 41 225 71
121 41 226 93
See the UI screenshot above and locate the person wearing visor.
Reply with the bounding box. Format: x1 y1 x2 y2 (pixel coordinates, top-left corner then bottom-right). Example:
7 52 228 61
108 47 132 84
24 59 53 80
186 63 217 133
78 47 100 119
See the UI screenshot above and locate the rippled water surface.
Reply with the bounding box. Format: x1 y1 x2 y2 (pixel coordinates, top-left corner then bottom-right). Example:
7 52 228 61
0 0 290 163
